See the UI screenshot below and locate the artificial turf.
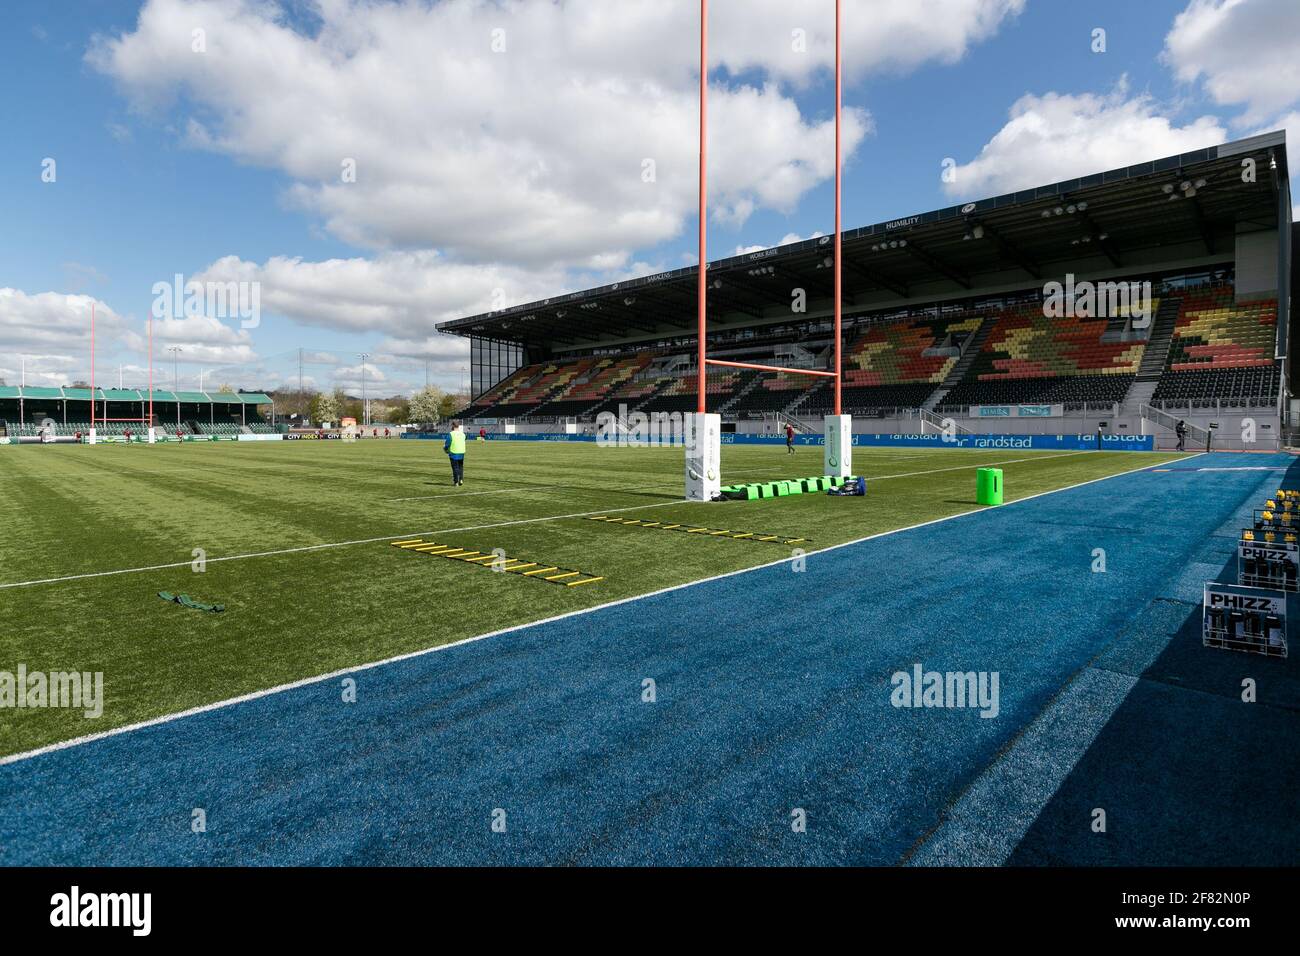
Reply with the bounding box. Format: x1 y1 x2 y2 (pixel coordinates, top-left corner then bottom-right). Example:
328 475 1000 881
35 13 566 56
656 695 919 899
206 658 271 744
0 439 1184 758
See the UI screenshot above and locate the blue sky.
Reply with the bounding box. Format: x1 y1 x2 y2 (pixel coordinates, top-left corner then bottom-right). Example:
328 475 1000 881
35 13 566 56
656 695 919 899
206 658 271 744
1 0 1295 396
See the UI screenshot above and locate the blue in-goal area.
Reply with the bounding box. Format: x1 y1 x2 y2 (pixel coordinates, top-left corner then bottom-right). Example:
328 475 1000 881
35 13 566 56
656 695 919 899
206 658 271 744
1 453 1296 865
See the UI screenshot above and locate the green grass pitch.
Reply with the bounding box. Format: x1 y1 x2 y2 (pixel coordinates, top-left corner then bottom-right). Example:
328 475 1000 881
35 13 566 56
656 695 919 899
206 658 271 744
0 439 1185 757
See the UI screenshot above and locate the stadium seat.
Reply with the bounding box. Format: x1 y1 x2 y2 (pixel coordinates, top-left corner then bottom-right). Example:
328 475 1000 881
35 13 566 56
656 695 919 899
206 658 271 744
1151 287 1279 405
940 301 1144 409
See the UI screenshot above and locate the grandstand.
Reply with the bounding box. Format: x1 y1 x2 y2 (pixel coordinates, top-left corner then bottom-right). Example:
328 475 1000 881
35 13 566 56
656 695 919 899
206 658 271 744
0 387 274 439
439 132 1294 450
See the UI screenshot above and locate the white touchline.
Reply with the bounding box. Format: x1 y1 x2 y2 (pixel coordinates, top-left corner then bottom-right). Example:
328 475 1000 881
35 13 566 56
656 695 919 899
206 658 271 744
864 450 1091 481
0 450 1155 592
385 488 525 502
0 451 1198 767
0 498 701 592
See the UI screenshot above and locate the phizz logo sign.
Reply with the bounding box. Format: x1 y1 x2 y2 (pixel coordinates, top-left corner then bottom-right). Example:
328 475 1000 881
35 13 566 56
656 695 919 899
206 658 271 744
49 886 151 936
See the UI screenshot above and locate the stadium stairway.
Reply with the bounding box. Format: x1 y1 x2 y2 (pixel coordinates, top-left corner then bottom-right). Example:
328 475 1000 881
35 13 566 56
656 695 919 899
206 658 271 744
715 371 765 416
788 379 828 416
3 453 1296 865
1126 296 1182 392
922 314 996 410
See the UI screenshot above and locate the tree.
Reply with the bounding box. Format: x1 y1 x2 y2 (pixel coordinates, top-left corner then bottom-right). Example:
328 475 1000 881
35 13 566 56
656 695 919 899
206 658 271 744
384 398 410 424
438 393 464 419
408 386 443 424
339 394 363 422
311 390 340 424
271 388 313 420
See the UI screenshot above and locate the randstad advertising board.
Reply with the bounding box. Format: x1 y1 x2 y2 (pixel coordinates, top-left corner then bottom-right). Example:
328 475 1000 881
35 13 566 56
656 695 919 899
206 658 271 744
403 432 1154 451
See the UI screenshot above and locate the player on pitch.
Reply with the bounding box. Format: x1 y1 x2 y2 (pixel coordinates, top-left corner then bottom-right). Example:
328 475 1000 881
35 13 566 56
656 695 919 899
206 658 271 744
444 420 467 486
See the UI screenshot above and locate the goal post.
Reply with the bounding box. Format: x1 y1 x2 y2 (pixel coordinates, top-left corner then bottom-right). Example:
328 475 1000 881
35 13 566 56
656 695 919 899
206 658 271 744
688 0 851 499
823 0 853 480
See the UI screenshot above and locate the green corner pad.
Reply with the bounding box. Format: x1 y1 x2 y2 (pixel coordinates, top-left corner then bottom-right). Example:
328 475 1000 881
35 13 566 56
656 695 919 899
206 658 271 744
157 591 226 613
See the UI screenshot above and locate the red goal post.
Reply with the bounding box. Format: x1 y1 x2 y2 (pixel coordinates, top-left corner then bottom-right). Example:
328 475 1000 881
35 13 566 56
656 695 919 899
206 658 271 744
703 359 837 379
695 0 846 421
691 0 852 494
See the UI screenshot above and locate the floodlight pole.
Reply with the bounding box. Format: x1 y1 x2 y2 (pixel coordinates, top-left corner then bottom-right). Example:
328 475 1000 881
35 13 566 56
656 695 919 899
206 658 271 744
360 352 370 426
697 0 708 415
834 0 842 416
148 316 154 431
169 346 182 427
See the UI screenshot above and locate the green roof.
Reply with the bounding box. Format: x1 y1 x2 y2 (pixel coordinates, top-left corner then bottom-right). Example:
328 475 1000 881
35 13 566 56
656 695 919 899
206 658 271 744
144 390 178 403
238 392 273 404
0 386 21 399
62 388 103 401
102 388 142 401
21 386 64 399
175 391 211 403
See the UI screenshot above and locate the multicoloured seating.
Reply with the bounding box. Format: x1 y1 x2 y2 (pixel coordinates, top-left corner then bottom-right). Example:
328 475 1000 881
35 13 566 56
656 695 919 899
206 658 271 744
536 354 654 417
1153 288 1279 405
637 370 747 414
744 370 825 413
802 312 982 414
1165 289 1276 371
451 283 1281 420
942 302 1144 408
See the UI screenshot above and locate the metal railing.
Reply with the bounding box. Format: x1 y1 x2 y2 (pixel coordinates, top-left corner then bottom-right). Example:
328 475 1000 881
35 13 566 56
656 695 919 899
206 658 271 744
918 408 972 435
1139 404 1209 446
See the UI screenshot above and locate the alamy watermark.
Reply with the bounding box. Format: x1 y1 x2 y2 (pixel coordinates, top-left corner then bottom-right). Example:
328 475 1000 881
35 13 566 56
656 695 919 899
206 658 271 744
1043 273 1152 328
595 404 704 451
152 273 261 329
890 663 999 718
0 665 104 718
50 886 150 936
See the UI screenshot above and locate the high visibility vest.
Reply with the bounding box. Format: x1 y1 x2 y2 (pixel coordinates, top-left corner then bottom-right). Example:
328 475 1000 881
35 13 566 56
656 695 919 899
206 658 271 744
448 429 466 454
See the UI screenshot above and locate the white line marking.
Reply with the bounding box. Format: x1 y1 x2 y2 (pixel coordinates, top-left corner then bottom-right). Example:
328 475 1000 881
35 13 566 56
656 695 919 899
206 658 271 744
906 668 1137 866
385 488 523 502
863 451 1090 482
0 450 1105 592
0 451 1196 767
0 498 700 592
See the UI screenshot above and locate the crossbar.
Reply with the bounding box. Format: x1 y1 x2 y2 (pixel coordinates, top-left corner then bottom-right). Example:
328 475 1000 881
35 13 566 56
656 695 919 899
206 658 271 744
704 359 837 377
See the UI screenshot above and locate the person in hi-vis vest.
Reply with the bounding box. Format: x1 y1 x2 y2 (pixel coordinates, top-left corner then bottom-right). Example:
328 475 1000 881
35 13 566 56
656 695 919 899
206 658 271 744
443 421 467 485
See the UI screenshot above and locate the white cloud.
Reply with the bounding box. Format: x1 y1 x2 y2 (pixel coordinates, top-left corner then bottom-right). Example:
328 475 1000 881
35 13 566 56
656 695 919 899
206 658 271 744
0 353 78 389
373 334 471 366
0 290 125 365
1164 0 1300 221
943 81 1227 199
87 0 1021 271
1163 0 1300 125
193 250 563 341
329 362 387 395
122 313 258 366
